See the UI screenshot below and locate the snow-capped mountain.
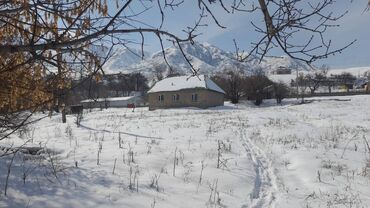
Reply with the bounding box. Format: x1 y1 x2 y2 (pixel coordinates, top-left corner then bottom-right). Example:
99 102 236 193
102 42 310 77
261 56 311 72
133 42 269 76
103 47 150 73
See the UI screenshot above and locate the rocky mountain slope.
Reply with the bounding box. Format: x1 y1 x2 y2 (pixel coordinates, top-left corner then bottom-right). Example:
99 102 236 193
102 42 311 78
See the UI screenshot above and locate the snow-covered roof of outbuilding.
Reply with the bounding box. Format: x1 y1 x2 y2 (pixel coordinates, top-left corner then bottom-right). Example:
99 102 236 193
81 96 136 103
147 75 225 94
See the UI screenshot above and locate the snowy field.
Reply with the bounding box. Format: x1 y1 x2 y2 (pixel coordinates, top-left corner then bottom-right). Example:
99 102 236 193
1 95 370 208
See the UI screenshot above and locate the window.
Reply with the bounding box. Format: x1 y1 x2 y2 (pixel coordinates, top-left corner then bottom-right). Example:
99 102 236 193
172 94 180 102
191 93 198 102
158 95 164 102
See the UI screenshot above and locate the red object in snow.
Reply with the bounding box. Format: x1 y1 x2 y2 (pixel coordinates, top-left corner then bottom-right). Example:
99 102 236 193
127 103 135 108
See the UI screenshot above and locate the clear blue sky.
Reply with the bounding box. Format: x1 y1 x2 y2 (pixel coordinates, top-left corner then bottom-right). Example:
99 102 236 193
110 1 370 68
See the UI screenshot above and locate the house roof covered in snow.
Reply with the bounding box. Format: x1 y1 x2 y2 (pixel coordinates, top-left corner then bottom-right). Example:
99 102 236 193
147 75 225 94
80 96 136 103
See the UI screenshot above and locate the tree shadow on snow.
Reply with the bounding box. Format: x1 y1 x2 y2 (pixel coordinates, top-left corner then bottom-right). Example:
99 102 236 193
0 150 120 208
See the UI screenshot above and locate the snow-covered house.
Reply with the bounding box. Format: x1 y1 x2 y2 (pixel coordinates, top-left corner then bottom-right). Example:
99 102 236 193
80 96 145 109
147 75 225 110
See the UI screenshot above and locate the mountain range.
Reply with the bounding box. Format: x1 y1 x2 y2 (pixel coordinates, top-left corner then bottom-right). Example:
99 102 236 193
102 42 311 79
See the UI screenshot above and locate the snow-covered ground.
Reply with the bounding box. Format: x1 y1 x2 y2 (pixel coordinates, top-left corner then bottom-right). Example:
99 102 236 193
1 95 370 208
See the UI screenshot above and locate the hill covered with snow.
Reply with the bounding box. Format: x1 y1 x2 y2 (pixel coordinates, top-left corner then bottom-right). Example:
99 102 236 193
103 47 150 72
102 42 311 77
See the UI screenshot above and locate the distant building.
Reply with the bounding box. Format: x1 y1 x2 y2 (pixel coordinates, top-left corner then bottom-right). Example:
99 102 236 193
273 66 292 75
147 75 225 110
81 95 145 109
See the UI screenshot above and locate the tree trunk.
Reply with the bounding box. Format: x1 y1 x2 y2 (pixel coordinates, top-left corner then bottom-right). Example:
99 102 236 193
54 24 67 124
276 97 282 104
310 89 315 95
62 107 66 123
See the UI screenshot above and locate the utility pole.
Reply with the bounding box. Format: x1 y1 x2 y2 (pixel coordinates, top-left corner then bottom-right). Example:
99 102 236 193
296 67 299 101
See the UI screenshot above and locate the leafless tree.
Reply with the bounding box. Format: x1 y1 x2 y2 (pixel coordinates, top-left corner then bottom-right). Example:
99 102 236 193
333 72 357 92
153 64 166 83
273 82 289 104
306 65 329 95
296 72 309 103
230 0 357 65
212 68 246 104
244 74 274 105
